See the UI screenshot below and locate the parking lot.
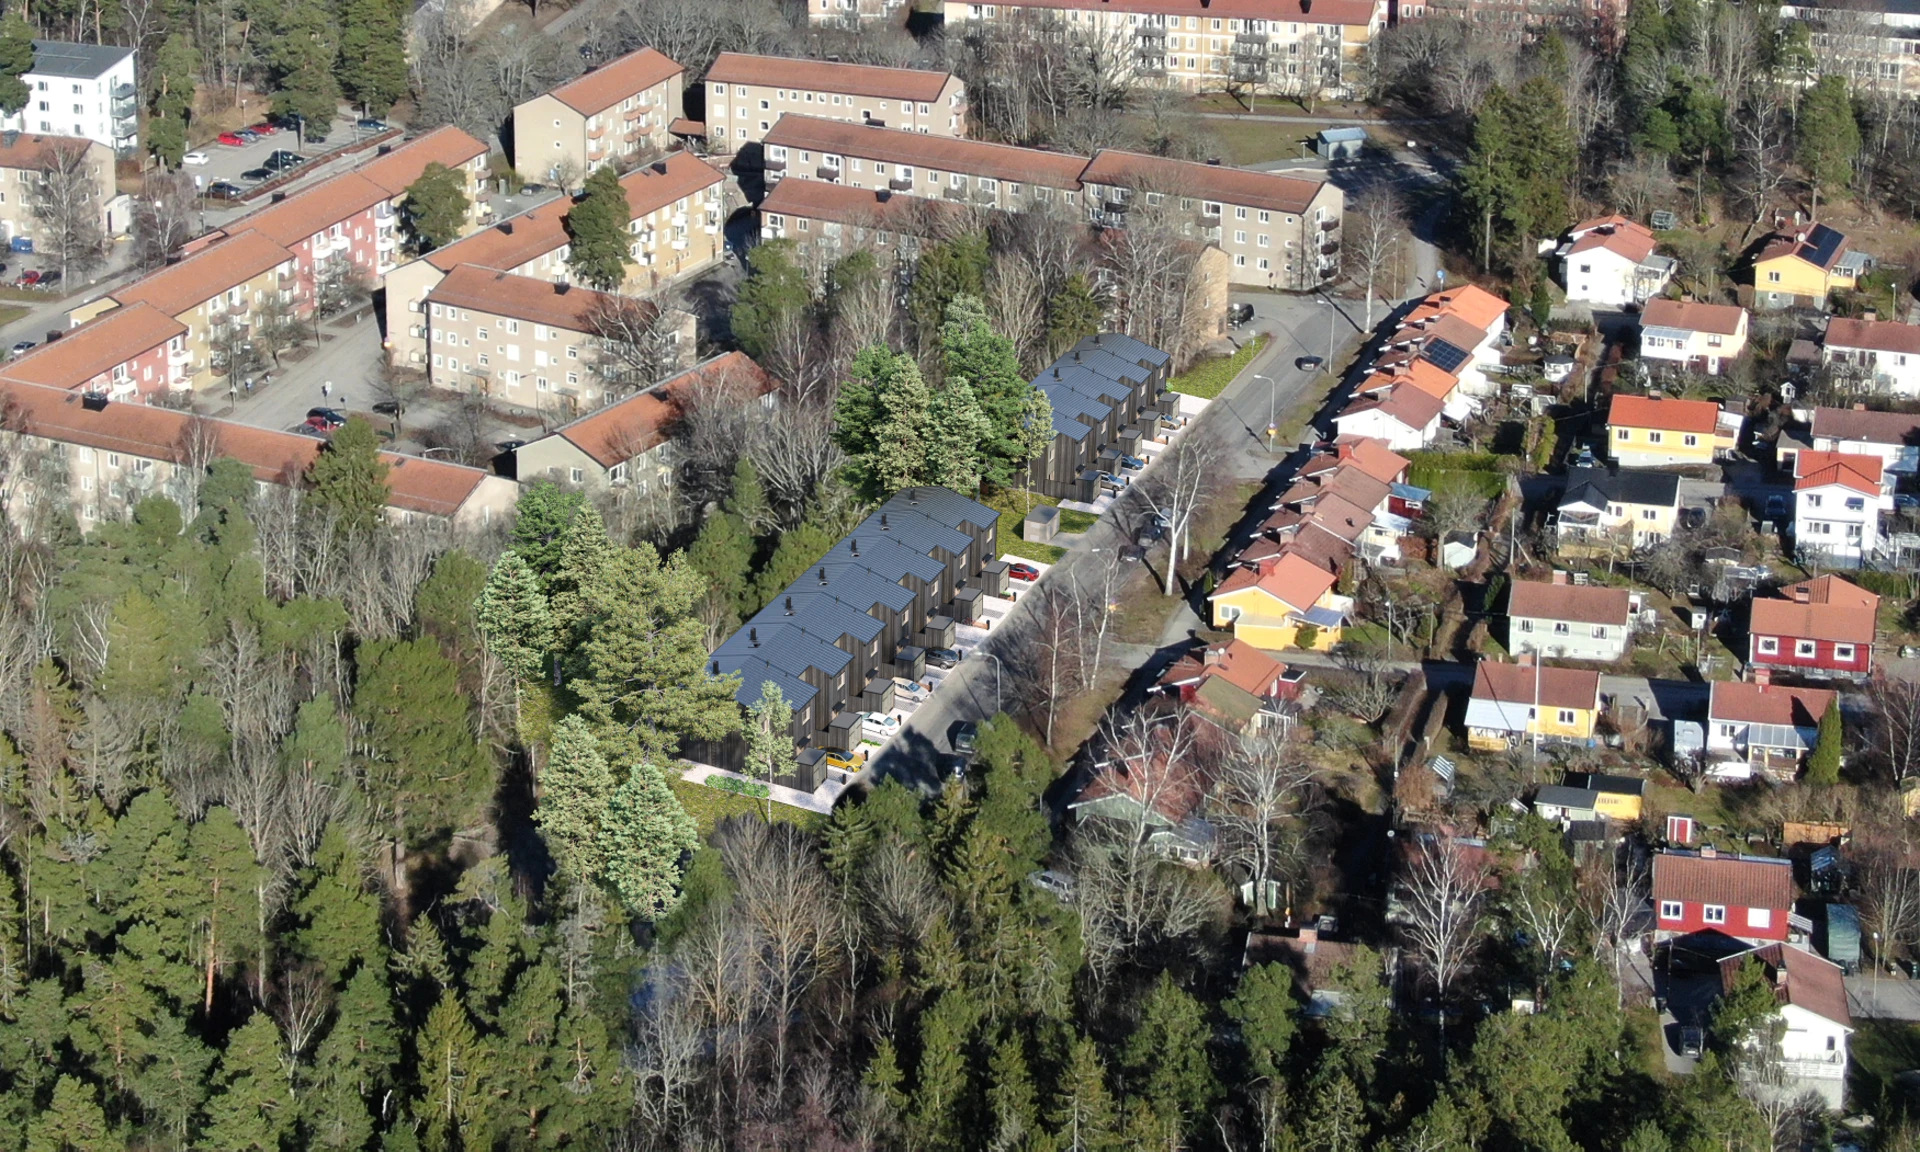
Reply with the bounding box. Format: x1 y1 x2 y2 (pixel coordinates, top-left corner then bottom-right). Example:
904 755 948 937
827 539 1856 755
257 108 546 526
187 117 396 211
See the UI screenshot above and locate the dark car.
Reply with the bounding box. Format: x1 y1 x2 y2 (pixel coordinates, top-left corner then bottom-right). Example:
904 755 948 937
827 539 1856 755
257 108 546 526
1007 562 1041 582
241 167 273 182
357 118 388 132
265 150 305 171
1296 355 1325 371
925 647 960 670
1117 453 1145 470
306 407 346 428
35 269 59 287
1678 1027 1704 1058
950 721 979 756
235 128 260 144
372 399 404 415
207 181 245 200
1228 302 1254 326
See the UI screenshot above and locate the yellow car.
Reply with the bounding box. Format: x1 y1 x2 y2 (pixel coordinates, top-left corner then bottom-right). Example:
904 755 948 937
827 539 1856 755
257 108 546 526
823 749 867 771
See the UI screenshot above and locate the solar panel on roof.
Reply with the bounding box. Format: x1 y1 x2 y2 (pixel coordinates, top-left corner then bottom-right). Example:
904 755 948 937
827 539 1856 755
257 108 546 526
1422 339 1470 374
1804 225 1844 269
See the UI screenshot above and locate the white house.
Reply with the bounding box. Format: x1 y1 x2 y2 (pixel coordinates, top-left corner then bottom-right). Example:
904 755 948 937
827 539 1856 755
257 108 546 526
1558 215 1674 307
1706 678 1835 781
1638 299 1750 376
1715 943 1852 1111
1506 575 1636 662
1821 318 1920 397
1794 449 1892 568
2 41 137 157
1372 284 1510 397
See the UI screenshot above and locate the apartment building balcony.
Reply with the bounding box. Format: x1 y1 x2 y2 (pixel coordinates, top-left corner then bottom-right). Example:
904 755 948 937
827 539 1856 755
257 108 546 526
586 122 609 140
970 186 997 206
863 117 887 128
375 201 395 220
816 166 842 182
671 238 689 250
587 145 607 162
1136 54 1166 76
1103 197 1130 215
376 232 397 252
763 154 787 172
942 184 969 202
888 175 913 191
1233 33 1269 55
168 346 190 367
1320 240 1340 255
1230 59 1264 82
1320 218 1340 231
625 123 653 141
624 103 651 121
1135 26 1166 43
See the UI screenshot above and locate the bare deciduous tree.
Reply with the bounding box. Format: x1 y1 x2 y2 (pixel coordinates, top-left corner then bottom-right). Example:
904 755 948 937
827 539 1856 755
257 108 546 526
1211 731 1319 918
1581 846 1649 1005
131 170 200 271
1128 431 1229 595
589 292 688 399
1868 675 1920 784
1343 186 1405 331
1397 835 1491 1016
33 140 110 285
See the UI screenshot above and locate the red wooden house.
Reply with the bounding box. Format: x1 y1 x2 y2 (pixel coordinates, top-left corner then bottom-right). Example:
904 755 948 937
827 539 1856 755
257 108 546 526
1652 849 1792 944
1747 574 1878 678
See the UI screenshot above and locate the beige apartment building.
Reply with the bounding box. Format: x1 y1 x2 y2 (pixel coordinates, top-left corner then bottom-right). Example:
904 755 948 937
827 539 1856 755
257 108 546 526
68 229 297 390
701 54 966 149
387 151 729 368
513 47 685 184
804 0 908 24
1079 150 1342 289
762 115 1091 210
939 0 1385 100
0 131 115 245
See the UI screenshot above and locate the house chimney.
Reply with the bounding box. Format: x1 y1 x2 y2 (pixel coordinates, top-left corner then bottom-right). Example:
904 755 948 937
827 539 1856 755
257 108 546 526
850 538 860 557
1774 965 1789 988
750 627 759 647
818 567 828 585
1854 403 1868 411
1752 667 1772 687
881 513 890 531
710 660 720 675
1053 367 1062 379
1516 652 1535 667
1204 644 1227 666
1297 924 1318 953
784 596 794 615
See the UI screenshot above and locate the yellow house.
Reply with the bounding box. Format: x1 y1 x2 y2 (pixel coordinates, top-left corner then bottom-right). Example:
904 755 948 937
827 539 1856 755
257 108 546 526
1753 223 1864 309
1586 775 1646 821
1209 552 1352 651
1606 393 1731 468
1556 466 1681 556
1464 659 1602 751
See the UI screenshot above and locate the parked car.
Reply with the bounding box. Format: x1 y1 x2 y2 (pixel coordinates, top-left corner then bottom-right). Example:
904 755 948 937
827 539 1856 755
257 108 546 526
35 269 59 287
207 181 245 200
9 340 34 357
950 721 979 755
241 167 272 182
235 129 260 144
216 132 246 147
893 678 930 704
1121 545 1145 564
925 648 960 669
1096 471 1127 492
1228 302 1254 326
247 122 277 136
1116 453 1145 470
1007 562 1041 582
822 748 865 771
1027 869 1077 903
15 270 39 286
1678 1027 1704 1058
357 118 388 132
1295 355 1325 371
265 150 305 171
182 150 210 165
1764 494 1787 518
372 399 403 415
860 712 900 741
306 408 346 429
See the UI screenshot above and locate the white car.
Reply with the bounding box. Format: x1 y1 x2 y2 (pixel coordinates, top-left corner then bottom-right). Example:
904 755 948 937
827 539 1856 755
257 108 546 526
860 712 901 741
893 678 930 704
182 151 210 166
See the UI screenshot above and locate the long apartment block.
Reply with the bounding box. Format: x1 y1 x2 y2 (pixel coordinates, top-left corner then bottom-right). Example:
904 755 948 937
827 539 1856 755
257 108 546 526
62 127 489 396
0 377 518 532
700 53 966 149
512 47 684 182
695 486 1000 786
940 0 1384 99
759 115 1341 288
386 151 730 369
1030 333 1175 499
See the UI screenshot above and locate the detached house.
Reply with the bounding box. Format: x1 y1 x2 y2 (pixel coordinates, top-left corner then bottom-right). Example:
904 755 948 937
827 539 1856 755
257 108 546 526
1558 215 1674 306
512 47 685 182
1209 551 1352 651
1606 393 1730 467
1754 224 1868 310
1786 405 1920 479
1506 575 1635 662
1464 658 1603 751
1157 638 1304 734
1794 449 1892 568
1747 574 1878 678
1653 849 1793 943
1555 466 1681 554
1715 943 1851 1110
1070 720 1219 865
1331 381 1444 452
1638 299 1749 376
1821 318 1920 397
1707 678 1836 781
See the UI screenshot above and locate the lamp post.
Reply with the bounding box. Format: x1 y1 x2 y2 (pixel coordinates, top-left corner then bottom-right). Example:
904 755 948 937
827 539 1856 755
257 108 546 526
979 649 1004 715
1255 373 1277 450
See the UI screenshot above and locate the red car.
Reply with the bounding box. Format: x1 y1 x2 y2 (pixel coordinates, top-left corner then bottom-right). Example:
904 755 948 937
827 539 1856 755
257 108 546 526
1007 562 1041 582
217 131 245 146
247 122 276 136
15 270 40 286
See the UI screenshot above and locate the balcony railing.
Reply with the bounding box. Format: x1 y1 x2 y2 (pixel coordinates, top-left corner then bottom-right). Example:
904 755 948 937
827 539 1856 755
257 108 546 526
816 166 841 182
1321 218 1340 231
888 175 913 191
970 186 997 206
763 155 787 172
941 185 968 202
586 123 608 139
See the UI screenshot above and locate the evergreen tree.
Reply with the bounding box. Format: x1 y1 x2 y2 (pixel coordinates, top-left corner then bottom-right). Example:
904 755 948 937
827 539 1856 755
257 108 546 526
538 715 616 884
294 823 385 981
354 638 492 848
751 518 838 607
1298 1070 1370 1152
416 989 495 1151
1797 74 1861 207
201 1012 294 1150
731 240 812 361
1046 273 1104 357
0 16 33 118
924 377 993 493
27 1075 112 1152
942 293 1041 486
859 353 934 495
987 1034 1041 1151
337 0 408 114
566 166 636 291
306 417 390 539
1460 77 1578 266
908 233 991 339
1224 962 1298 1083
682 507 753 625
597 759 698 916
742 681 797 815
547 505 614 652
307 965 399 1149
1530 280 1554 329
400 163 470 253
510 481 587 578
151 33 197 123
189 808 267 1013
147 117 187 170
476 551 553 683
1123 974 1220 1132
268 0 342 137
1050 1035 1119 1152
864 1036 910 1133
415 550 489 654
910 991 979 1148
1807 696 1843 784
574 544 741 763
125 1009 213 1145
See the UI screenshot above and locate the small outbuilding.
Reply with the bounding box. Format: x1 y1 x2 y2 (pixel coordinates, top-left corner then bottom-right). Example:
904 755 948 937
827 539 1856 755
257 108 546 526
1316 127 1368 160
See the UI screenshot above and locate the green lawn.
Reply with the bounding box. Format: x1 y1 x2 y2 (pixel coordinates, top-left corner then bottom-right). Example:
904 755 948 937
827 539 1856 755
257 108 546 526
983 487 1069 564
1170 335 1267 399
0 303 27 328
1057 508 1099 533
670 777 826 838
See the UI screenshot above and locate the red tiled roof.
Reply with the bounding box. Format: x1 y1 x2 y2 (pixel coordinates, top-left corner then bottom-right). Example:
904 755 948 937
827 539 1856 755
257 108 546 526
545 47 684 116
110 229 294 314
426 205 570 273
1160 637 1289 699
1607 393 1721 434
1567 218 1657 264
1507 579 1631 626
1810 406 1920 446
1321 435 1410 484
764 115 1090 189
1213 550 1339 613
1339 383 1444 430
226 173 388 248
617 150 727 216
545 352 775 467
428 264 620 332
356 126 487 196
1641 298 1746 337
1420 284 1509 332
1472 660 1601 712
1080 149 1330 214
1709 680 1835 727
1825 318 1920 357
2 303 184 388
1781 573 1879 611
1654 851 1793 913
704 53 955 102
1292 491 1372 542
1749 595 1876 647
1794 449 1882 495
0 132 101 171
1718 943 1850 1027
759 177 977 234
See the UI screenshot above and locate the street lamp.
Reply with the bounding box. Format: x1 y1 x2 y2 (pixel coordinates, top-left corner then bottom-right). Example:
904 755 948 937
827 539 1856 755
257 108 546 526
977 649 1004 716
1316 291 1338 371
1254 373 1277 449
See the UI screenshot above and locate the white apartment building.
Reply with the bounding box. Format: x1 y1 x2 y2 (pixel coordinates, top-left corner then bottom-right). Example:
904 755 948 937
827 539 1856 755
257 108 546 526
3 41 137 157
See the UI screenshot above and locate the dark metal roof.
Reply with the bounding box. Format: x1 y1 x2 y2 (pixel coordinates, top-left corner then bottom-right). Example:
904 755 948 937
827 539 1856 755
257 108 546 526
823 533 947 584
880 486 997 535
853 506 972 557
28 40 134 79
714 620 852 680
806 563 917 613
1535 785 1601 809
1559 466 1680 510
712 653 817 710
1074 331 1171 369
1059 346 1150 386
752 591 885 646
1566 771 1647 796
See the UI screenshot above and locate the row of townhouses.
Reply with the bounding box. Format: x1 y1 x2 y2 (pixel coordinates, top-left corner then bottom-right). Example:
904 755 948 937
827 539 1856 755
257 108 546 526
1029 333 1176 499
1328 284 1510 450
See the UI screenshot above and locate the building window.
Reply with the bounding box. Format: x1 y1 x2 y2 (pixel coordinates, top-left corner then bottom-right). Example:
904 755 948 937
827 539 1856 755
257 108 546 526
1616 428 1629 440
1758 637 1779 655
1797 640 1818 657
1557 709 1575 724
1748 907 1771 929
1648 431 1663 444
1592 626 1608 639
1702 904 1727 924
1518 620 1533 632
1659 900 1682 920
569 468 584 484
1683 434 1697 446
1836 643 1855 660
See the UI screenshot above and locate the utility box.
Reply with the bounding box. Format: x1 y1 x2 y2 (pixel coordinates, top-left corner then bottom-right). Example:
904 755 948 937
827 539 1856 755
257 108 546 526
922 615 955 650
979 560 1010 597
861 675 895 714
1025 504 1059 543
827 710 862 752
1075 468 1102 503
779 750 826 793
894 645 926 681
952 587 983 624
1118 427 1143 460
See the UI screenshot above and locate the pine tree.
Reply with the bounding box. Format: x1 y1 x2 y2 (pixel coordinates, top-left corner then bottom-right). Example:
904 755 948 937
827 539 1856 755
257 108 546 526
0 867 21 1012
27 1075 112 1152
337 0 408 114
731 240 812 361
307 965 399 1150
1225 963 1299 1084
189 808 266 1014
596 759 698 916
987 1034 1041 1151
126 1009 214 1144
751 518 839 608
306 417 390 539
909 991 978 1148
202 1012 294 1150
942 294 1039 486
1797 74 1862 208
1459 77 1577 266
0 17 33 118
742 681 797 817
538 715 616 884
925 377 994 493
566 166 636 291
1046 273 1103 357
1050 1035 1119 1152
354 638 492 848
400 163 470 253
416 989 495 1151
908 233 991 340
151 34 198 124
1807 696 1843 785
415 549 489 654
511 481 588 578
1123 973 1220 1132
683 509 753 624
476 551 553 683
1298 1070 1369 1152
268 0 342 137
294 824 385 981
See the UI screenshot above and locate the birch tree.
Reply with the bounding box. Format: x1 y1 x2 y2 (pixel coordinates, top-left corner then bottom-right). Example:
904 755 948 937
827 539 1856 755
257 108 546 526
1130 432 1229 595
1398 835 1491 1021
